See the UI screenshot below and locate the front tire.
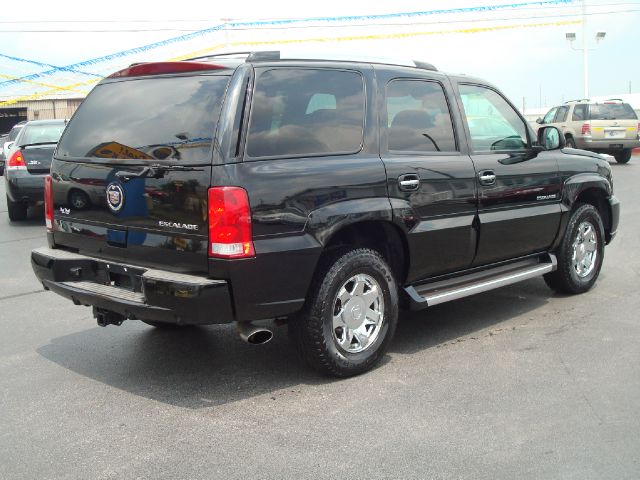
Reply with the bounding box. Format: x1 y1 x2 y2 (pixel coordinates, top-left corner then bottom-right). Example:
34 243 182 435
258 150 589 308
544 203 604 294
7 196 27 221
290 248 399 377
613 149 632 164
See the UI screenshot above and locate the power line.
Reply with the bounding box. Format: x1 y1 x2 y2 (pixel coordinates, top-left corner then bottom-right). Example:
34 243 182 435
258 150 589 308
0 8 637 33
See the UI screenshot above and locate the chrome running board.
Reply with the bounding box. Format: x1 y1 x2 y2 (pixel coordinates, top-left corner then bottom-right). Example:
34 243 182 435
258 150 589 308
405 254 557 309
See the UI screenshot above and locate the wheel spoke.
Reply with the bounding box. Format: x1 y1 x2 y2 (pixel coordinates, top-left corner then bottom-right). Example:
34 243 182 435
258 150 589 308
333 310 345 330
365 308 381 324
338 288 351 305
361 287 379 307
585 241 597 253
353 330 368 349
353 278 366 297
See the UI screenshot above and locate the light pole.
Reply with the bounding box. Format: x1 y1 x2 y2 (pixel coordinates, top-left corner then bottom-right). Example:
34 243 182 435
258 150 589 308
565 0 606 98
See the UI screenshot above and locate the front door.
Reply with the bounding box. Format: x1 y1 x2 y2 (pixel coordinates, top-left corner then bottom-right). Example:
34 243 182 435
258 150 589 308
457 83 562 266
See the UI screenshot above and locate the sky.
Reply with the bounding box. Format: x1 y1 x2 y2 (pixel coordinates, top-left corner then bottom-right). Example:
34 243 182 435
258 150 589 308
0 0 638 112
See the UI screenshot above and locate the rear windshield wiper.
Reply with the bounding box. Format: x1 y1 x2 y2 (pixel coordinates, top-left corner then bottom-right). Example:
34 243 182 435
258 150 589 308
115 163 203 182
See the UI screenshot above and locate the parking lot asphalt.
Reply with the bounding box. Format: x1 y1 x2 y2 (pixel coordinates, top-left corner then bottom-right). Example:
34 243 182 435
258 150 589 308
1 156 639 480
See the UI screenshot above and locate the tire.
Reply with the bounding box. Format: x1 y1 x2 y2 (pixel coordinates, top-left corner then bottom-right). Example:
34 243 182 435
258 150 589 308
7 196 27 221
544 203 605 294
565 136 576 148
289 248 399 377
613 149 632 164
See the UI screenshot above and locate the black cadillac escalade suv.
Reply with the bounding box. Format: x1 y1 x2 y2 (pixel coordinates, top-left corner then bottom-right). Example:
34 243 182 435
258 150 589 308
31 52 620 376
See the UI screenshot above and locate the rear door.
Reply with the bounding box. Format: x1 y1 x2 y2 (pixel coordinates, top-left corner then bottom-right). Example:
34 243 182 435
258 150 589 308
377 69 477 282
456 82 562 266
51 70 232 273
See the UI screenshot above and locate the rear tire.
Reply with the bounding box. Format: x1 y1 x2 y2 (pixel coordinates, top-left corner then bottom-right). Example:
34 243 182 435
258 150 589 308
613 149 632 164
289 248 399 377
544 203 604 294
565 136 576 148
7 196 27 221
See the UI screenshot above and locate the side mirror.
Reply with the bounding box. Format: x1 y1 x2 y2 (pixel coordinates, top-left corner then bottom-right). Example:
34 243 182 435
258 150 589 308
536 117 544 124
537 126 565 150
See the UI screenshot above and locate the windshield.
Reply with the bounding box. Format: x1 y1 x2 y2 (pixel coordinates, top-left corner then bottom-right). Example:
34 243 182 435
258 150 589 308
589 103 637 120
57 74 230 163
18 123 65 146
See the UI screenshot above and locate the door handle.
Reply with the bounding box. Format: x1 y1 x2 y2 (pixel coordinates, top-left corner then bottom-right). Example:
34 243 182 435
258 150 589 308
478 170 496 186
398 174 420 192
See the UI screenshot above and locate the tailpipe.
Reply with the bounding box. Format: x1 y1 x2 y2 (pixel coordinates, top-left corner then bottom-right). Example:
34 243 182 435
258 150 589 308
237 322 273 345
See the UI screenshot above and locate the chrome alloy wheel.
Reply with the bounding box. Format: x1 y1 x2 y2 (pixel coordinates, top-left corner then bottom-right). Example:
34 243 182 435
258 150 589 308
572 221 598 278
332 273 384 353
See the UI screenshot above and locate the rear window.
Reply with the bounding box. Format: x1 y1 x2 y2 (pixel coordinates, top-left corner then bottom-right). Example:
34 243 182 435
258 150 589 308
246 68 365 158
57 75 230 162
18 123 65 146
589 103 637 120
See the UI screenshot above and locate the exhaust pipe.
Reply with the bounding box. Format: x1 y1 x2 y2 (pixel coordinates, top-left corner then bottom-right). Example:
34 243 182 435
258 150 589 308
237 321 273 345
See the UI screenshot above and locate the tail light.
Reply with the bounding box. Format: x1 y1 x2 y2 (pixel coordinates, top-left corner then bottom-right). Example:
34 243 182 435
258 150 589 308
581 123 591 135
44 175 54 231
208 186 255 259
637 122 640 139
7 150 26 171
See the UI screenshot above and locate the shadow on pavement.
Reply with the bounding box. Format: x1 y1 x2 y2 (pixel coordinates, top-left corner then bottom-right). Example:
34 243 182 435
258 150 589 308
37 278 552 409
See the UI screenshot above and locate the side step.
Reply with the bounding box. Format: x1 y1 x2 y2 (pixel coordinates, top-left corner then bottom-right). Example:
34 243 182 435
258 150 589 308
405 254 557 310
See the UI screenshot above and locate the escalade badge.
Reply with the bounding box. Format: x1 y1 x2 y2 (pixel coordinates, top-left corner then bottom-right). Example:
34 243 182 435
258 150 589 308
106 183 125 213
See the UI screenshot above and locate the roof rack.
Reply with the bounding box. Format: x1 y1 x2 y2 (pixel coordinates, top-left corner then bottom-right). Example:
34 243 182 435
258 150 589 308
184 50 437 71
564 98 590 103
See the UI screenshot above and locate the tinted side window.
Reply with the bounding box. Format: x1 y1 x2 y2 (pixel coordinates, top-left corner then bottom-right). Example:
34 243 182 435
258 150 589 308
554 106 569 123
542 107 558 124
459 84 528 152
246 69 365 158
386 80 456 153
572 104 587 121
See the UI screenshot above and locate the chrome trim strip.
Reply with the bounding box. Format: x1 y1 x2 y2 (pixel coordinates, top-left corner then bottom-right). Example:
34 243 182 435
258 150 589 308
34 247 224 286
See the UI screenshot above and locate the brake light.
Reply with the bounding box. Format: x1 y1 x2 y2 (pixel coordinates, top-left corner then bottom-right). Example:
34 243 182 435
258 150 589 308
7 150 26 171
44 175 54 231
581 123 591 135
208 187 255 259
109 62 226 78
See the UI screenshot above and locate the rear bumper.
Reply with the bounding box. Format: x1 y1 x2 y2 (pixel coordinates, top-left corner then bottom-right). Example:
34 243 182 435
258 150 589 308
5 172 46 204
31 246 234 325
575 137 640 151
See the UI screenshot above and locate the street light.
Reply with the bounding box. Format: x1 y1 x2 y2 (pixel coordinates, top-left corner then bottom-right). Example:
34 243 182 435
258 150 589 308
564 1 608 98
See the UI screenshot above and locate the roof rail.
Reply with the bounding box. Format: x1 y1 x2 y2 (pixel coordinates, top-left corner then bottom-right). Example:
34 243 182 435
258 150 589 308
185 50 438 70
564 98 590 103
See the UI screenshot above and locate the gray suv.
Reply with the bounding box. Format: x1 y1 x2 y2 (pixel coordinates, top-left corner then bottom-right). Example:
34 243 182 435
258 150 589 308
537 99 639 163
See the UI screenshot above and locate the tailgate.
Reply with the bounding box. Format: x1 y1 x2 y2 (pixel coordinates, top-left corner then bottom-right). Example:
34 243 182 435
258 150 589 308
51 160 211 273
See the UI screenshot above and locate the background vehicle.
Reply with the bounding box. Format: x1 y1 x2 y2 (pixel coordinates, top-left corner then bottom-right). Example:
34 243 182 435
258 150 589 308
0 133 8 176
537 99 640 163
1 121 26 176
4 119 66 221
31 53 619 377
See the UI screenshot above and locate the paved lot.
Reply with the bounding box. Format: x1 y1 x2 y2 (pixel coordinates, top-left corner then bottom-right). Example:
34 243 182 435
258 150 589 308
1 156 639 480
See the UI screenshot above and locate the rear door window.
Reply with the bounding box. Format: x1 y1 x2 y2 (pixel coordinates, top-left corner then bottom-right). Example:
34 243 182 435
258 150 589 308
246 68 365 158
385 79 456 153
572 104 587 121
56 74 230 163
